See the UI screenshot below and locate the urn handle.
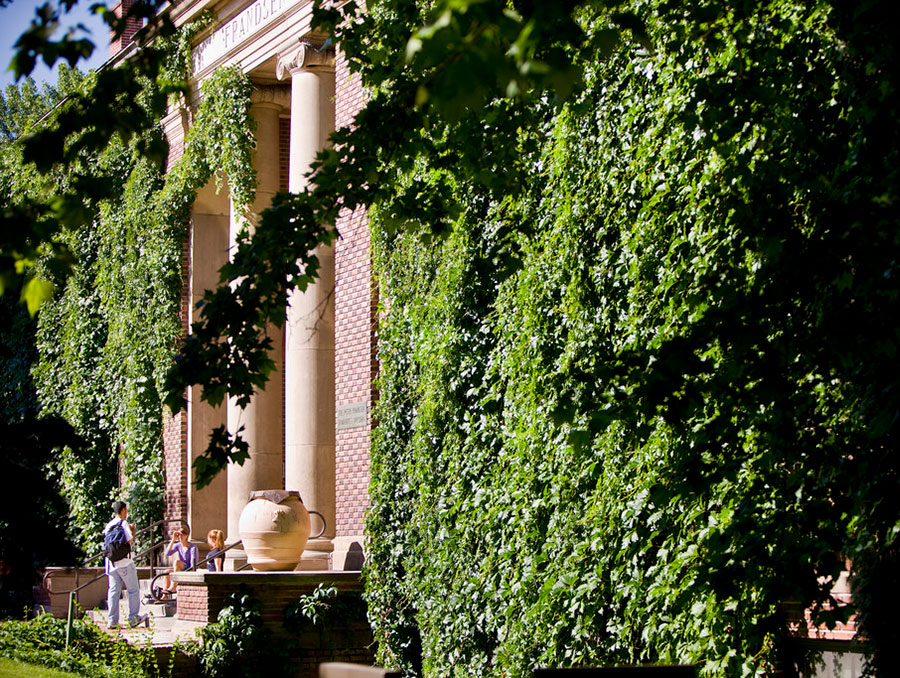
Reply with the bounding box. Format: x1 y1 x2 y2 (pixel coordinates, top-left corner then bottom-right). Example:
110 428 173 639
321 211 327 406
308 510 327 539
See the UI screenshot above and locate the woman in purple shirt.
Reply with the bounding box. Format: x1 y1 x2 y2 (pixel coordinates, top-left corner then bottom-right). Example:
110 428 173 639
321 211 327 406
161 523 199 596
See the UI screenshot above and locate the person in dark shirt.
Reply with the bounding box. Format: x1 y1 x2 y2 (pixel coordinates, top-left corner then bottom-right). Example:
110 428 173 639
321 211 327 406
206 529 226 572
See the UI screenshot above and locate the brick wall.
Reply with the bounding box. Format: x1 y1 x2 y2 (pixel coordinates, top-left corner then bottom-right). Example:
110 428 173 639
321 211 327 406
162 221 191 528
173 572 375 677
280 116 290 191
178 579 366 626
174 571 364 620
155 647 198 678
333 48 375 541
162 408 187 528
783 570 858 642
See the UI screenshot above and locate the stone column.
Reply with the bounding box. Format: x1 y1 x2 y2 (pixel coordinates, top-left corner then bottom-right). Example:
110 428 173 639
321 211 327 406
187 180 230 540
226 96 286 546
277 42 336 565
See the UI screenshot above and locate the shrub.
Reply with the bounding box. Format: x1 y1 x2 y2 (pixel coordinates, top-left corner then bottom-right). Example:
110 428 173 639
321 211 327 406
0 613 168 677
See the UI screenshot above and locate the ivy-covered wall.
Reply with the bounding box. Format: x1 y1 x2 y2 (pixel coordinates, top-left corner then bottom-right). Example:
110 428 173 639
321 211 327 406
33 135 180 549
365 1 899 676
4 15 257 552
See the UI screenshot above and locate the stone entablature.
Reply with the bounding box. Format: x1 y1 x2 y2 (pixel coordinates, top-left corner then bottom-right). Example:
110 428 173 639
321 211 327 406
193 0 305 73
184 0 322 85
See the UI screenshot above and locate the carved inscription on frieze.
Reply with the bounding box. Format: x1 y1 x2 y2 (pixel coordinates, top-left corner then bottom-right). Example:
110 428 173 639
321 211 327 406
193 0 303 73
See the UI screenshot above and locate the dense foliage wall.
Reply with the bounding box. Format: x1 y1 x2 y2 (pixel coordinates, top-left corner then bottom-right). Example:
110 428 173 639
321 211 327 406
0 298 81 616
0 21 255 552
366 1 900 676
32 132 177 548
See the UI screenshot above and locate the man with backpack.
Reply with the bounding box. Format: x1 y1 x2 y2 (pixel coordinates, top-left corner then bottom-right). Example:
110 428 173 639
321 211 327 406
103 500 147 629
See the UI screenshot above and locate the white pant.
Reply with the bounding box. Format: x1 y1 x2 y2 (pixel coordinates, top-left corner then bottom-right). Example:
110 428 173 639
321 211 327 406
107 562 140 626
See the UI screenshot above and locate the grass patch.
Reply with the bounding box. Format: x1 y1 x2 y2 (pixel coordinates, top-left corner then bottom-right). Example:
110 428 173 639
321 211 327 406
0 656 85 678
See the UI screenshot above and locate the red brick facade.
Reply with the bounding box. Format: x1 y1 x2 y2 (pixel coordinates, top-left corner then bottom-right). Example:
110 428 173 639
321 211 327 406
175 571 364 624
280 116 291 192
108 0 143 57
162 225 191 529
784 571 858 642
162 409 188 527
333 49 375 541
174 572 375 677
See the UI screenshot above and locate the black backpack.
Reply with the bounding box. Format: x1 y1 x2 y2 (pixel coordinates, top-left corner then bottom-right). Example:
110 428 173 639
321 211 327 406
103 520 131 562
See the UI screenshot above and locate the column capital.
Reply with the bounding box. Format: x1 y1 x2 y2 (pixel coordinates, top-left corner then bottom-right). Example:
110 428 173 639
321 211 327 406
277 39 335 80
250 85 290 109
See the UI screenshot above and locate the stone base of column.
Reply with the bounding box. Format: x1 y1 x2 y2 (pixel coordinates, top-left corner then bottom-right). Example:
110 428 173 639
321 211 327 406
297 538 334 570
296 552 330 570
303 538 334 553
224 548 249 572
332 535 366 571
223 544 340 571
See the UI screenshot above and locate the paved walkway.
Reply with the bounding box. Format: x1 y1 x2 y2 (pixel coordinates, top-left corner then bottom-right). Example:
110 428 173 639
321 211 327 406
90 613 203 648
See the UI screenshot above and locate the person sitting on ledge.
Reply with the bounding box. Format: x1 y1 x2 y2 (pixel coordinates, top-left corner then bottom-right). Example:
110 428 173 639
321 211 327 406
160 523 198 597
206 529 226 572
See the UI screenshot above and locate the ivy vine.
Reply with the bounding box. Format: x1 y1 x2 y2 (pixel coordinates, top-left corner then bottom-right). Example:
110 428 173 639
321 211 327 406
7 0 897 675
364 1 900 676
25 22 256 551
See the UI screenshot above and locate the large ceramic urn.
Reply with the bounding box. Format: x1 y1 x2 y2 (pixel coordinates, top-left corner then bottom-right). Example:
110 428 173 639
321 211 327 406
238 490 324 571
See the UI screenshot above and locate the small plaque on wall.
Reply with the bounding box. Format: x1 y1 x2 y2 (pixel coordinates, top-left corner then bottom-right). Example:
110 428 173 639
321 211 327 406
337 402 367 430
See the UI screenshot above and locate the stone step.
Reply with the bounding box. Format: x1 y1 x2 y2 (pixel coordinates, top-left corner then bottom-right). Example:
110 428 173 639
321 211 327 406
145 600 177 617
148 615 177 632
86 608 179 631
87 600 177 621
97 577 166 598
89 584 177 616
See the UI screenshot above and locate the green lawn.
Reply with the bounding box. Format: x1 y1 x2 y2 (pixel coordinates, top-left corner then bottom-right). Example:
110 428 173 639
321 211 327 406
0 657 85 678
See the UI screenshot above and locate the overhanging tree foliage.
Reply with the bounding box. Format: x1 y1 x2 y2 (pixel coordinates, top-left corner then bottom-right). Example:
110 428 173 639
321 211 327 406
0 72 92 586
4 0 899 674
0 0 178 310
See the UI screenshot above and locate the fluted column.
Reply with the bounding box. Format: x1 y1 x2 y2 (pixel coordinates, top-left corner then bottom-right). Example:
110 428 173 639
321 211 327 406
277 42 337 557
226 97 286 544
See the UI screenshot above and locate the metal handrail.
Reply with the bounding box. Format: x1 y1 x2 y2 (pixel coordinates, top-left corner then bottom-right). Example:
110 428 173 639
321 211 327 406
146 539 248 602
45 507 328 602
52 521 175 649
42 518 179 596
